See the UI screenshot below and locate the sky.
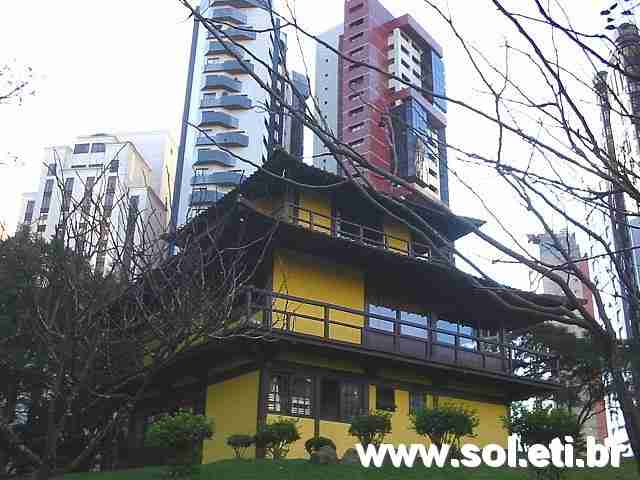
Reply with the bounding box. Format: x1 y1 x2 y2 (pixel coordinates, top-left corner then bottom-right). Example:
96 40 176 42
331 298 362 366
0 0 611 289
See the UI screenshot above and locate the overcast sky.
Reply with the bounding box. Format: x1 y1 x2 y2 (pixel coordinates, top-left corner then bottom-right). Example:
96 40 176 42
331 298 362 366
0 0 610 289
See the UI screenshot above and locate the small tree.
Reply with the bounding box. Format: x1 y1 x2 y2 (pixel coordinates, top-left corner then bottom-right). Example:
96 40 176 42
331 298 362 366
304 436 336 455
502 405 583 480
348 411 392 448
254 418 300 460
410 403 479 456
145 410 214 478
226 434 254 459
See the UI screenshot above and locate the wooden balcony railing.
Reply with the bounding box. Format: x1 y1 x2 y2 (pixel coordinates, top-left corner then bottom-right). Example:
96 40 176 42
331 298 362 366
272 203 433 261
241 288 561 383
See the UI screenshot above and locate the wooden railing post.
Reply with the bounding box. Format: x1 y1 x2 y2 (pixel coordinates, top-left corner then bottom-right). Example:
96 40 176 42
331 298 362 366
324 305 330 339
454 334 459 365
359 225 365 244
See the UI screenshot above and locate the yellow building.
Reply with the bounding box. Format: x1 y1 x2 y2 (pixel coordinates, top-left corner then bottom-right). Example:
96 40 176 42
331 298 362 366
131 150 565 464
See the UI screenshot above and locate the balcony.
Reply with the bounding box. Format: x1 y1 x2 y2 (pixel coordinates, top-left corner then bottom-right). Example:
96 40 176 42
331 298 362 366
242 288 560 383
194 149 236 167
273 203 433 261
196 131 249 147
202 74 242 92
201 94 252 110
189 190 225 206
210 7 247 24
200 111 240 129
208 26 257 41
211 0 270 10
207 41 243 56
191 171 244 187
204 59 254 75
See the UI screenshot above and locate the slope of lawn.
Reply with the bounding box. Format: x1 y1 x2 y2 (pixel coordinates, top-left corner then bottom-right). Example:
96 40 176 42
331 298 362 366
65 458 638 480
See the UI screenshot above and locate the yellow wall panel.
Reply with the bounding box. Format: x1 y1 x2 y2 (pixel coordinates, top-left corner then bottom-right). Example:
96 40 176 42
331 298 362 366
298 191 332 234
202 371 259 463
319 420 357 457
383 219 410 254
272 249 365 344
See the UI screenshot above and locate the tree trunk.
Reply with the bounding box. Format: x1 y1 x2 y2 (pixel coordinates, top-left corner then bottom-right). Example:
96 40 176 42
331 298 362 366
611 367 640 472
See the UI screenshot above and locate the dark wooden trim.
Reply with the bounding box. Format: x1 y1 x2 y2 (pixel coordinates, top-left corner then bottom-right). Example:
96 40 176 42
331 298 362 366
313 375 321 437
271 360 510 408
256 363 270 459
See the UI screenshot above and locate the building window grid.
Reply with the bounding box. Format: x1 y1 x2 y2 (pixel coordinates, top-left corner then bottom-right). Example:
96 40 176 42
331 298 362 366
61 178 75 212
23 200 35 224
40 179 54 214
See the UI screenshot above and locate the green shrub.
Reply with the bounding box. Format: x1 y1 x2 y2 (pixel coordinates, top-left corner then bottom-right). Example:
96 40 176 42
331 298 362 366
502 404 583 480
502 404 583 450
304 436 336 455
145 409 214 478
254 418 301 460
348 411 392 447
226 434 255 459
410 403 478 455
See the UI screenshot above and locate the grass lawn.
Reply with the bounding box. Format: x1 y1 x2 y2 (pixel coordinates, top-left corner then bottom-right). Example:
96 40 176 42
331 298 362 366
65 459 638 480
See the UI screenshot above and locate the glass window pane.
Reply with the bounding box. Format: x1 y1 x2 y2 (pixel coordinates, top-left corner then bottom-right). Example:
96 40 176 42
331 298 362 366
368 304 395 332
436 319 456 344
401 325 428 338
400 311 429 326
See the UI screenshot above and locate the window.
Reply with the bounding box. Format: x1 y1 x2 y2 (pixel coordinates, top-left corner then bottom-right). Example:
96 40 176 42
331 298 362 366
37 224 46 233
368 304 395 332
435 318 457 345
349 18 365 28
109 159 119 172
318 378 365 422
349 106 364 117
349 2 364 13
23 200 35 224
400 311 429 338
73 143 90 154
40 179 54 214
104 176 117 212
350 32 364 42
83 177 95 213
409 392 425 414
376 386 395 412
368 304 430 339
91 143 106 153
267 374 312 417
61 178 74 212
350 122 365 133
47 163 57 176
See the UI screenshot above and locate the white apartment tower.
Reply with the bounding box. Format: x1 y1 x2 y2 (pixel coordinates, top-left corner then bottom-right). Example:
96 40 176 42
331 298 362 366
18 132 177 275
313 24 343 174
172 0 309 228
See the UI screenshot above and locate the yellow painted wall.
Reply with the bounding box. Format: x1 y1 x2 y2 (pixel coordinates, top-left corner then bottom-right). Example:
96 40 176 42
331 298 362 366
383 219 410 254
319 420 357 457
271 249 365 344
439 396 509 447
266 414 314 459
298 191 332 234
202 371 259 463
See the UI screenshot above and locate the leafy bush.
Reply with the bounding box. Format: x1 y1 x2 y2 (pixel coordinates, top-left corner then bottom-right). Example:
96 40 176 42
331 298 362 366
304 436 336 455
227 434 255 459
254 418 301 460
410 403 478 455
502 404 583 450
348 411 392 447
502 404 583 480
145 410 214 478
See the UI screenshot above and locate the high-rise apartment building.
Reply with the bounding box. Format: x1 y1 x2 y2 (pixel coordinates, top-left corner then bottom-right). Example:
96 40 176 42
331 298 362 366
313 0 449 203
589 21 640 453
172 0 309 228
528 231 609 443
17 132 176 275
